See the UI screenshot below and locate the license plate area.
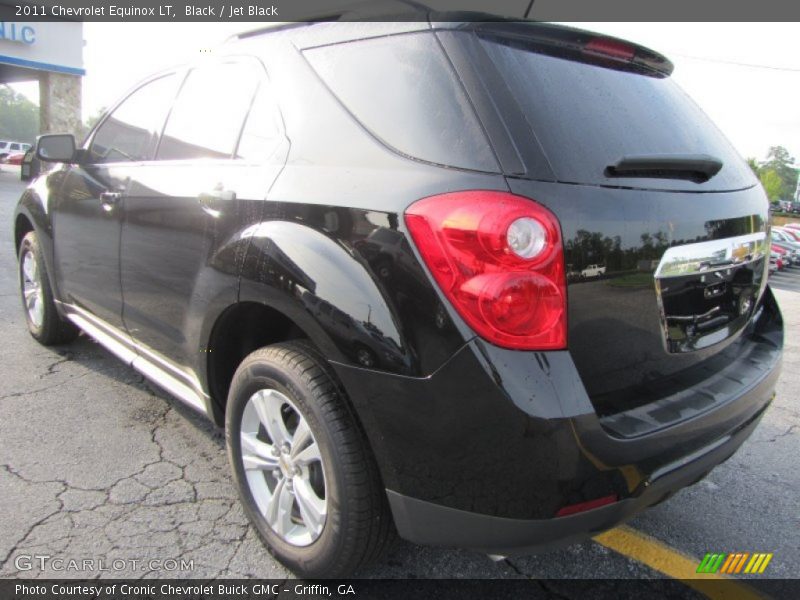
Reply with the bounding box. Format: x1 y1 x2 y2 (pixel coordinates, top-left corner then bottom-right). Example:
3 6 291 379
654 232 768 353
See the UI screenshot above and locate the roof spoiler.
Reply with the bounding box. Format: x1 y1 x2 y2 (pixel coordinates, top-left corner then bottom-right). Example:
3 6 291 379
465 21 674 77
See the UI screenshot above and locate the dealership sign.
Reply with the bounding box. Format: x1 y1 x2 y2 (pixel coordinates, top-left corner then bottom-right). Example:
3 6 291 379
0 22 36 44
0 21 84 75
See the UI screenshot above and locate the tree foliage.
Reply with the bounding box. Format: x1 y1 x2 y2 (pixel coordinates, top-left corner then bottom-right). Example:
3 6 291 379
759 169 783 202
84 107 107 132
0 85 38 143
750 145 798 202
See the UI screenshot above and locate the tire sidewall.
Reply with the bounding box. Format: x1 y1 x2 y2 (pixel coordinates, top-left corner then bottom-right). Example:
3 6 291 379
225 356 348 575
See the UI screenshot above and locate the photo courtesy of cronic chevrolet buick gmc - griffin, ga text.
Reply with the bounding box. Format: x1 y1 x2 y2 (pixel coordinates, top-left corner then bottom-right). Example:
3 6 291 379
13 11 783 578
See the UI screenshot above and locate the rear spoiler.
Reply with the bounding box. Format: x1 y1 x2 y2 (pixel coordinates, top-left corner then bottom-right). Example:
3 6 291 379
462 21 674 77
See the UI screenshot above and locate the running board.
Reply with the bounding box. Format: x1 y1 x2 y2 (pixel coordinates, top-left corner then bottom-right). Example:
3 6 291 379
64 308 208 416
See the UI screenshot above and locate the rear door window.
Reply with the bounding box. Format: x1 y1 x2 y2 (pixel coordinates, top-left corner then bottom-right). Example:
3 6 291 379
157 61 259 161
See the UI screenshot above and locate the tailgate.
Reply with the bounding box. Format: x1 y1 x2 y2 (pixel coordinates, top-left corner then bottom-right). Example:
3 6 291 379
507 178 769 412
446 23 771 413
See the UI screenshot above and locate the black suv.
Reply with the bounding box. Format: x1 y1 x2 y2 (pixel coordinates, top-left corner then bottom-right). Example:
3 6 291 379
14 18 782 577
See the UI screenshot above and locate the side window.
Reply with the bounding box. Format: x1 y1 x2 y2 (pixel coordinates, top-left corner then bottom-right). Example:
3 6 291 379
304 32 499 173
10 143 20 151
157 62 258 161
88 75 176 164
235 84 282 161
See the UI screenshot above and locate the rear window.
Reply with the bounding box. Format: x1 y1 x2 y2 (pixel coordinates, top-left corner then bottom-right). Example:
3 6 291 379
304 32 499 173
479 35 753 190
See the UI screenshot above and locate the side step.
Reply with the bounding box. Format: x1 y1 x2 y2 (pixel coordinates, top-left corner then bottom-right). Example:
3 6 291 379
65 308 208 416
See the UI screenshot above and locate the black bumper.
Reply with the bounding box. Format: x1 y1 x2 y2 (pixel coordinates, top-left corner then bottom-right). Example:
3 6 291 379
331 287 782 552
385 397 768 555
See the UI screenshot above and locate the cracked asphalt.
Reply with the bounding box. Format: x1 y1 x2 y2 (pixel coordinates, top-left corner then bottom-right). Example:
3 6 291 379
1 167 798 584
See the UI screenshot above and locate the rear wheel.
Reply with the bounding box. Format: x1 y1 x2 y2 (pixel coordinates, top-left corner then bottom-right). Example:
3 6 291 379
226 341 394 577
18 231 79 345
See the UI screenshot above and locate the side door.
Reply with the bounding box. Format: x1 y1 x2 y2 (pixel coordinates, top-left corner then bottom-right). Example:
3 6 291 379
120 58 289 386
51 74 178 331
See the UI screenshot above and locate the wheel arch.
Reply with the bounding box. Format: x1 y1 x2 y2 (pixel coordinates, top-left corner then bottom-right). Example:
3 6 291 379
203 298 345 426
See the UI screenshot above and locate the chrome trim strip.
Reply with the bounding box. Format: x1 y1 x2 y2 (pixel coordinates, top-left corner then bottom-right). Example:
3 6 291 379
654 232 768 279
133 335 203 393
131 355 207 414
60 302 208 416
66 310 138 366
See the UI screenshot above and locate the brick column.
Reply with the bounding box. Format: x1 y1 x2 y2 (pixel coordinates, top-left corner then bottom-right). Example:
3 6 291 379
38 72 82 137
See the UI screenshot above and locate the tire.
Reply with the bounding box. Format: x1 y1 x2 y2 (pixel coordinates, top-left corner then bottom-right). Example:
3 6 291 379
226 341 395 577
18 231 79 345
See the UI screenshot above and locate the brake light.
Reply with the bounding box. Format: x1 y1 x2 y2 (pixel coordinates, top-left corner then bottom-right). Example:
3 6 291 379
405 191 567 350
584 38 636 61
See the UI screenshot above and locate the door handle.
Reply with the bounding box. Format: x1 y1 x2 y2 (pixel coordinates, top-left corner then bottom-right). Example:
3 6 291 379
99 191 122 212
198 187 236 216
198 189 236 204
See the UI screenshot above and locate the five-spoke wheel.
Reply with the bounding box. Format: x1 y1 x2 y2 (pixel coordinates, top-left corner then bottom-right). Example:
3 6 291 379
226 342 394 577
241 388 327 546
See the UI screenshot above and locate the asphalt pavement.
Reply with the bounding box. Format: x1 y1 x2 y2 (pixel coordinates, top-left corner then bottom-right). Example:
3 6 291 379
0 166 797 592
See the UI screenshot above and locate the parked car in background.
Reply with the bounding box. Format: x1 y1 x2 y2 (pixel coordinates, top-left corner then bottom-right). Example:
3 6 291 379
771 230 800 259
771 243 795 266
0 140 31 160
769 253 780 273
13 16 783 577
2 151 26 166
580 264 606 278
776 227 800 242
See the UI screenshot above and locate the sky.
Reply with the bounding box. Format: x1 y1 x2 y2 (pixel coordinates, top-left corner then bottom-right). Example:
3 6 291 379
9 21 800 165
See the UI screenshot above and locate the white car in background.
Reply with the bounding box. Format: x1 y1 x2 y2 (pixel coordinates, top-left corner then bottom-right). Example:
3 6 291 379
580 264 606 278
0 140 31 161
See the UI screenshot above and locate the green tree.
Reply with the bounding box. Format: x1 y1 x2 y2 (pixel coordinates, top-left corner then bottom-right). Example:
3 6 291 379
84 107 107 132
759 169 783 202
746 157 760 176
761 146 797 200
0 85 38 142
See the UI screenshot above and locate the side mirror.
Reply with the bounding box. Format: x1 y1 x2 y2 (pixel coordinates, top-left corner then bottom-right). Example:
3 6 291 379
36 134 77 163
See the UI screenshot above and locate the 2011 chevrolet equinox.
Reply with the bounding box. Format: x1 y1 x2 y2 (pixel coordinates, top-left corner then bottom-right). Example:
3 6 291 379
13 15 783 577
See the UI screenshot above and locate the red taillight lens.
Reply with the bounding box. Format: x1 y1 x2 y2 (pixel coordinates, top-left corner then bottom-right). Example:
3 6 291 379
405 191 567 350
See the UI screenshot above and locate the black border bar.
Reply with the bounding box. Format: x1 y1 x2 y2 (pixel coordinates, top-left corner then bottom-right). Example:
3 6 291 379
2 0 800 22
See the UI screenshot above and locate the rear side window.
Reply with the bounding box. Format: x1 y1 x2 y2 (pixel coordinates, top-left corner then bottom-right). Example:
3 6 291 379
89 75 176 164
157 62 259 161
304 32 499 173
235 84 283 161
478 35 752 190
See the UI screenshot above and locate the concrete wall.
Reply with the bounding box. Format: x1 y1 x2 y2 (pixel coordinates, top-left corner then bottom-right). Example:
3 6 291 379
38 72 82 138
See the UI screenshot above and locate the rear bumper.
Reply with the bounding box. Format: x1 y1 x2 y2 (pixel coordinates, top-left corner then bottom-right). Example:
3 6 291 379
331 286 782 552
386 395 768 555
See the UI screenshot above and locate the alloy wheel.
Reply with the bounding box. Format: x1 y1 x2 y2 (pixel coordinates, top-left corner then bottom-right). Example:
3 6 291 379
21 250 44 328
240 388 327 546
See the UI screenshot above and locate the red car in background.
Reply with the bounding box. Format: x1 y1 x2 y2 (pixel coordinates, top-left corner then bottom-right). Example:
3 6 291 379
2 152 25 166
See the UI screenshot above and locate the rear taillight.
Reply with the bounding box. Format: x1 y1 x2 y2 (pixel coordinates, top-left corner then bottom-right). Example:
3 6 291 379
405 191 567 350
